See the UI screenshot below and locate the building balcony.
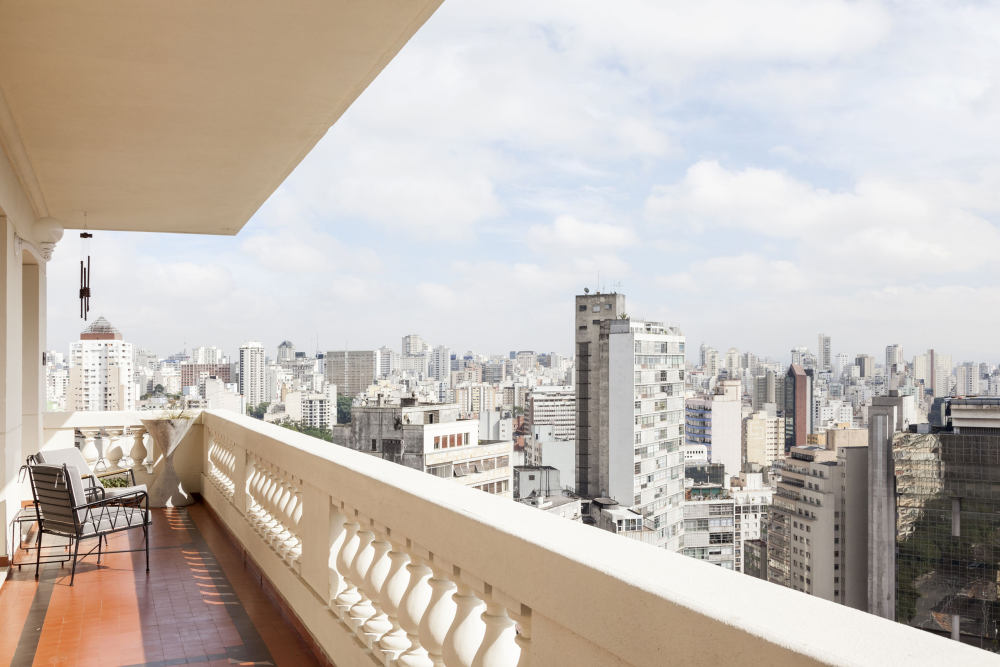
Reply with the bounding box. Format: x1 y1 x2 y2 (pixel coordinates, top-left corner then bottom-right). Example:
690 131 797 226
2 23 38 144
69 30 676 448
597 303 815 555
3 409 995 666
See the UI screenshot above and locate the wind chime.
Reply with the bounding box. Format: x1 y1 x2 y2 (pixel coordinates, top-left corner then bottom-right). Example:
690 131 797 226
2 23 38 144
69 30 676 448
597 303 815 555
79 230 93 321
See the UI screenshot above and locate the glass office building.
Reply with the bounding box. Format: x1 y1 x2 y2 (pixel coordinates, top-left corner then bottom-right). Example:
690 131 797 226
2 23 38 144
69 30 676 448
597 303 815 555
894 398 1000 651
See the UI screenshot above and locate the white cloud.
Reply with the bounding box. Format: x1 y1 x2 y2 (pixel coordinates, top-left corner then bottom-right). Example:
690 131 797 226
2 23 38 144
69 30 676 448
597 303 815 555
528 215 636 250
646 161 1000 276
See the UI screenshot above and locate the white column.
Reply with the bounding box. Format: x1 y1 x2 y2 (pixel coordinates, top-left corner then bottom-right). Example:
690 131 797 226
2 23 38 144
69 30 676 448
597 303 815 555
20 258 44 462
0 216 23 563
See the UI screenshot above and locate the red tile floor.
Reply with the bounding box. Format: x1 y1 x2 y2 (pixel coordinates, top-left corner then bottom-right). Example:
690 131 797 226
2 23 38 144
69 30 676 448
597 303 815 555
0 503 320 666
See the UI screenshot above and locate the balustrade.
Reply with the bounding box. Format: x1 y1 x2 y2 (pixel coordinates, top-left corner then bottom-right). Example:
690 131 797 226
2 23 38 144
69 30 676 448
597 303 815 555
189 409 981 667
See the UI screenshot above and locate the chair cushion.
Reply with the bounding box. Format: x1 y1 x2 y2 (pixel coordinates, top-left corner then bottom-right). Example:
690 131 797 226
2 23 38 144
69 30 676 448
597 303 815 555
36 448 100 490
103 483 148 499
79 505 150 537
62 464 90 522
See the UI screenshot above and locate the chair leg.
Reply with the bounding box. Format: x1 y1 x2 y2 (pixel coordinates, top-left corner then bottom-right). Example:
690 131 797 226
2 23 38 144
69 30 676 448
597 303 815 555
97 534 102 564
70 538 80 586
144 524 149 573
34 529 42 579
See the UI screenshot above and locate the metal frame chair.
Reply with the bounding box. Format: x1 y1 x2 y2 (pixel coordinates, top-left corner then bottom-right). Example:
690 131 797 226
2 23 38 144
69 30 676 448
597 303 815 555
26 463 151 585
29 447 146 501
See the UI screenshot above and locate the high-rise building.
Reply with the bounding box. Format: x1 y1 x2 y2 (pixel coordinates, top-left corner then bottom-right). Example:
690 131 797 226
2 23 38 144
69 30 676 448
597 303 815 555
704 347 720 378
733 476 772 574
752 372 777 411
325 350 380 397
855 354 876 378
68 316 134 412
238 341 266 409
527 385 575 441
684 381 742 482
767 444 868 608
743 404 784 469
724 347 741 375
885 398 1000 649
886 344 904 376
377 346 397 378
955 362 978 396
428 345 451 382
285 385 337 429
833 352 852 380
401 334 427 356
191 345 224 364
913 351 931 389
574 292 686 550
681 488 735 569
818 334 832 371
929 349 953 398
783 364 814 451
276 340 295 364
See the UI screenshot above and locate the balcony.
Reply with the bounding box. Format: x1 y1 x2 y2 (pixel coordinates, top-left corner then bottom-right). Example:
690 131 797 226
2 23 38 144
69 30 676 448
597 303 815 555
0 5 995 664
3 409 994 666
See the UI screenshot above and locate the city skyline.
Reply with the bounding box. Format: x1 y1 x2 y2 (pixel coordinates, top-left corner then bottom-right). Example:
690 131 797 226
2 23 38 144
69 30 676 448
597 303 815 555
45 1 1000 360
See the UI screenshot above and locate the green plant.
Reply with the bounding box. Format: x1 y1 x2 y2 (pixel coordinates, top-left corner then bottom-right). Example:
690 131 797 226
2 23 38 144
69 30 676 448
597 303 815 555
101 475 130 488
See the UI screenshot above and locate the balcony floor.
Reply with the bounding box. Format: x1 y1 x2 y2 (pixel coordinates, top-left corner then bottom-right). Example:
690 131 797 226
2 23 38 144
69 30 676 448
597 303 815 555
0 503 320 667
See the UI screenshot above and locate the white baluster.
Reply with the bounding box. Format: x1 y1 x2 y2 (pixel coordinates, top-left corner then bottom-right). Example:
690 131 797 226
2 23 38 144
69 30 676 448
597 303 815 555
397 549 434 667
333 518 362 618
472 590 520 667
287 485 303 565
347 526 377 632
361 528 393 649
93 430 109 472
513 607 531 667
104 427 124 469
80 428 99 468
443 578 487 667
328 503 349 604
122 426 145 468
376 540 412 664
420 556 458 667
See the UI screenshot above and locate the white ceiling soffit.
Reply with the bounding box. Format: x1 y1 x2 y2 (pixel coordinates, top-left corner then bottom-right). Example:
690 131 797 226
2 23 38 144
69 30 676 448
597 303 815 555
0 0 442 235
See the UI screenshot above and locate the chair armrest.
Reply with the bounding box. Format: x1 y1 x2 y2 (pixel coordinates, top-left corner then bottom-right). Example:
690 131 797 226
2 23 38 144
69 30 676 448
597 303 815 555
74 489 148 510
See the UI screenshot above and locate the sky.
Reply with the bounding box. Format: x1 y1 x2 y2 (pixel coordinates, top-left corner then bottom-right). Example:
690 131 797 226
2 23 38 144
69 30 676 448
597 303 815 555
47 1 1000 364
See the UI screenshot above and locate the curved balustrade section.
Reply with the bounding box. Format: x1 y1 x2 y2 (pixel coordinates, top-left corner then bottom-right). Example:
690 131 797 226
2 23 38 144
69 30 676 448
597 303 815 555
198 409 992 667
206 426 237 500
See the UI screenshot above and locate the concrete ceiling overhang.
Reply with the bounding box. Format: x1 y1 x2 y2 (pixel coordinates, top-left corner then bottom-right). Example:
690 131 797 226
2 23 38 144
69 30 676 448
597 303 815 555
0 0 442 235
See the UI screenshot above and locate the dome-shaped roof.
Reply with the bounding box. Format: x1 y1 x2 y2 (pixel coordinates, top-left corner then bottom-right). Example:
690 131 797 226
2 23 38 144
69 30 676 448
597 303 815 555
81 315 122 340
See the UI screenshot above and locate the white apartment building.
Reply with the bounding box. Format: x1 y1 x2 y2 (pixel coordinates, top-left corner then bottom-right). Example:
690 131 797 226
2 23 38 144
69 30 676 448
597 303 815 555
45 362 69 411
428 345 451 382
575 292 686 551
68 316 135 412
377 346 397 378
681 489 736 569
333 400 512 497
192 345 224 364
286 385 337 429
239 341 266 408
527 385 575 440
401 334 427 356
453 382 499 416
955 362 979 396
743 405 784 469
733 476 772 574
767 445 868 609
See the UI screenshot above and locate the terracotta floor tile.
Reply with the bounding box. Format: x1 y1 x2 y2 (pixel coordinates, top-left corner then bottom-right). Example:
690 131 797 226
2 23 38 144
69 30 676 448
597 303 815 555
0 503 319 666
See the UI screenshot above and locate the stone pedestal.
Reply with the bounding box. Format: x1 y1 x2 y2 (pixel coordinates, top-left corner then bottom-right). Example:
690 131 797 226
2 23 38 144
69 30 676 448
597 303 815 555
140 418 194 507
